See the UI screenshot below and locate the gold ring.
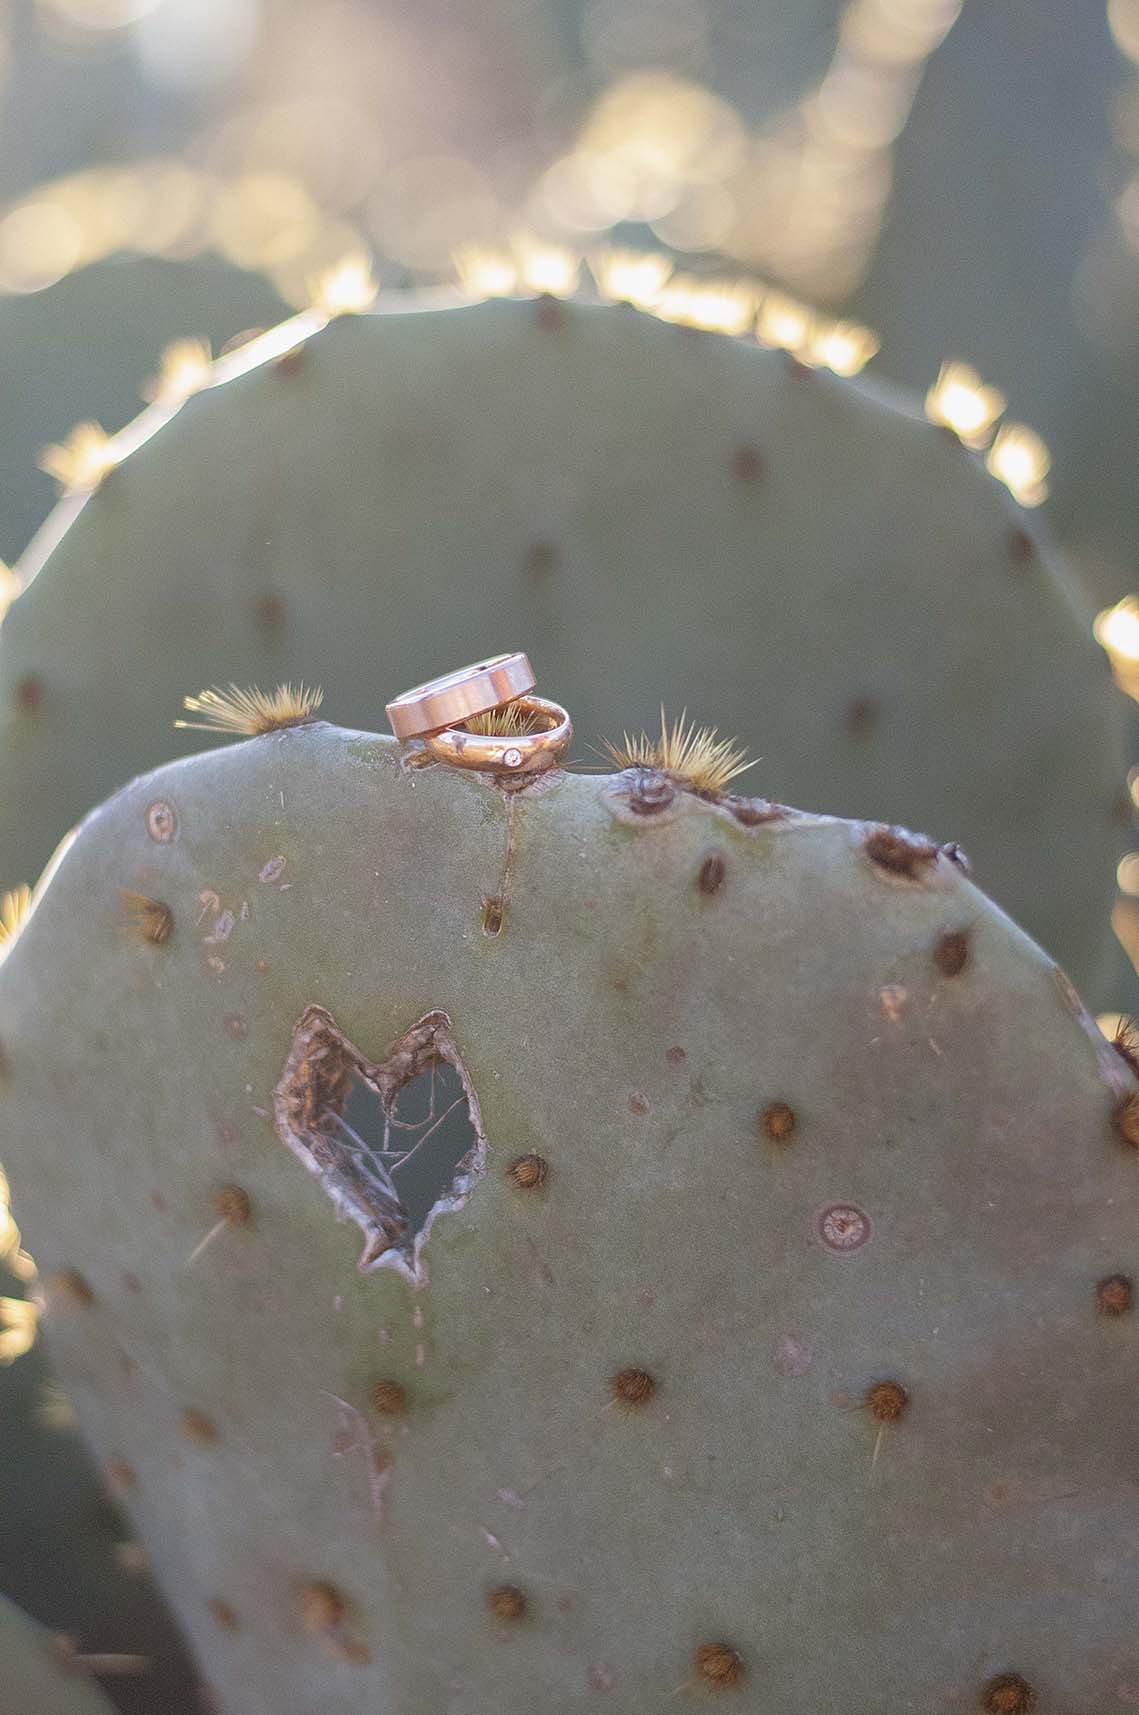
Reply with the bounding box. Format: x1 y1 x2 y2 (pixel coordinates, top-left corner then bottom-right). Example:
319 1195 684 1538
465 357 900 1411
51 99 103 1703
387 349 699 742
422 694 572 774
386 652 535 741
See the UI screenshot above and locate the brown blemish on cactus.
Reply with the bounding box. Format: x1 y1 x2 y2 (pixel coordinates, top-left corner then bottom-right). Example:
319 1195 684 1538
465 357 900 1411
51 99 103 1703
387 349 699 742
865 1380 909 1421
120 890 173 945
610 1366 656 1408
180 1408 219 1446
694 1641 744 1689
864 824 939 880
145 799 178 843
845 695 880 737
223 1014 248 1042
1113 1091 1139 1149
732 443 763 482
981 1672 1036 1714
666 1045 687 1067
629 1090 651 1115
298 1581 346 1633
488 1583 527 1621
14 673 43 712
253 592 286 630
760 1101 796 1144
208 1599 239 1632
816 1202 872 1252
48 1267 94 1308
933 927 970 976
697 850 727 895
274 1004 485 1284
369 1379 407 1417
214 1185 252 1228
526 540 557 580
296 1580 370 1663
1007 527 1034 568
507 1152 548 1189
1097 1272 1133 1315
728 795 789 827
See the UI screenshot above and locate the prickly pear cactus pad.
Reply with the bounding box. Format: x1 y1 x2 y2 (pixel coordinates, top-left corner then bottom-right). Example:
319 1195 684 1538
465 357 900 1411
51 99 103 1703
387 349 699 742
0 1596 118 1715
0 297 1125 998
0 721 1137 1714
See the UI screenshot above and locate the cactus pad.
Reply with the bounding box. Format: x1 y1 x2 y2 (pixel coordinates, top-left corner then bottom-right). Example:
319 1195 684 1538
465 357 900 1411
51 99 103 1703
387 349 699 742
0 723 1135 1712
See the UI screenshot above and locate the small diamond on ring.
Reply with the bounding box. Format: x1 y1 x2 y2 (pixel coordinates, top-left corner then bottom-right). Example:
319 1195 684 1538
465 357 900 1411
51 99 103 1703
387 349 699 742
503 747 523 768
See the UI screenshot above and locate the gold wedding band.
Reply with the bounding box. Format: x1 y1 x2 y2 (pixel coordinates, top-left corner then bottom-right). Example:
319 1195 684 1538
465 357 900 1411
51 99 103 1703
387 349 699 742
423 694 572 774
386 652 535 741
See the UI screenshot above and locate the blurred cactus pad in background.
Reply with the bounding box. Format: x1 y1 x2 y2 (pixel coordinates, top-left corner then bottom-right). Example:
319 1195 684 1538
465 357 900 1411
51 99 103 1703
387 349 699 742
0 296 1126 1006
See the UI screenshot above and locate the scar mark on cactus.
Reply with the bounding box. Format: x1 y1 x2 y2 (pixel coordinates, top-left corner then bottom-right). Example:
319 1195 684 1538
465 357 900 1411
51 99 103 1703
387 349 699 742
258 855 287 884
253 592 286 630
208 1599 239 1632
933 928 970 976
145 799 178 843
697 851 727 895
326 1392 395 1520
816 1203 872 1253
14 674 43 713
274 1005 485 1285
602 767 680 824
481 791 518 934
863 824 939 880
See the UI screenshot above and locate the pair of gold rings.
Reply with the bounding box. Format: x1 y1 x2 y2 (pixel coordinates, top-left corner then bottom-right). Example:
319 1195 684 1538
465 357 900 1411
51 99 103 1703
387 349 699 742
385 653 572 775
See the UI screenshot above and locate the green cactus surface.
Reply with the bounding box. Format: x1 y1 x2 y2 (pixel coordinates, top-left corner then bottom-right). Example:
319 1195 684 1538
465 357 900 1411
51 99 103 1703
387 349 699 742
0 296 1125 1000
0 720 1136 1713
0 1594 119 1715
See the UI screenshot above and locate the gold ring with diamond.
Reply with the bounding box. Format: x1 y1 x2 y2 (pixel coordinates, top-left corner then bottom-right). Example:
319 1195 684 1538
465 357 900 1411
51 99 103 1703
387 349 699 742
422 694 572 774
385 652 535 741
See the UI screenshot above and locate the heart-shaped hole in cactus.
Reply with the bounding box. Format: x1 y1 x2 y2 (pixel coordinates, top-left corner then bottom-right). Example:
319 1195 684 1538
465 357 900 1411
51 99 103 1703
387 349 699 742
273 1005 485 1283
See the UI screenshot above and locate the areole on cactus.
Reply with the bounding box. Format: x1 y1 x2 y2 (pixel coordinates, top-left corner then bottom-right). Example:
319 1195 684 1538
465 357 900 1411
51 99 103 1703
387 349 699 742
0 698 1135 1713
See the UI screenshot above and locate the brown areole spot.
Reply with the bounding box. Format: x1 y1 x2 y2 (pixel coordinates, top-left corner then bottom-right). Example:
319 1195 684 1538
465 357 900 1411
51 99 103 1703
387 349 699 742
981 1672 1036 1715
760 1101 797 1144
694 1641 745 1689
507 1152 549 1189
864 1379 909 1422
369 1380 408 1417
611 1367 656 1408
487 1583 527 1621
1097 1273 1132 1316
